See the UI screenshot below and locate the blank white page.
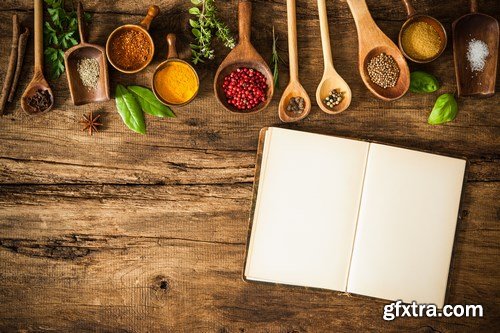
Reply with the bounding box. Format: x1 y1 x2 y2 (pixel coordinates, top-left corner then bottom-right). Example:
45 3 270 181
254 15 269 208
347 144 466 307
245 128 369 291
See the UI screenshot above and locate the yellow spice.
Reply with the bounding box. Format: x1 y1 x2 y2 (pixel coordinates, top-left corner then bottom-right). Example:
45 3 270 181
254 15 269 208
402 21 441 60
154 61 198 104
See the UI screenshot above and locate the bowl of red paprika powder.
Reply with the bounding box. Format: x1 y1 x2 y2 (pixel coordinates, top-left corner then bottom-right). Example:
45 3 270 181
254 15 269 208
106 5 159 74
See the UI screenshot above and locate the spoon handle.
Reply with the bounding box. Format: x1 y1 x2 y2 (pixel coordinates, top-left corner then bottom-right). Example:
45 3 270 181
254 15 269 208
238 0 252 43
317 0 333 70
470 0 478 13
34 0 43 72
287 0 299 81
166 33 178 59
401 0 416 17
76 2 87 44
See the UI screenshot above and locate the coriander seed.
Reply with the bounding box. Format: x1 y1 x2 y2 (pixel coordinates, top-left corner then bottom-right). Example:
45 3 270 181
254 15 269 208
367 53 400 89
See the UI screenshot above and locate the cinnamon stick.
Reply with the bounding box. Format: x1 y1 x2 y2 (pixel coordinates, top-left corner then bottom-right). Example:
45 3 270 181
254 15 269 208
0 14 19 115
8 27 30 103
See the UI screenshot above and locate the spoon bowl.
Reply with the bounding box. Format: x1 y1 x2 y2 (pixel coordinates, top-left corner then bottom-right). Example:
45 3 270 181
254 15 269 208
21 0 53 115
21 76 54 115
214 0 274 114
346 0 410 101
279 81 311 122
316 73 351 114
361 46 410 101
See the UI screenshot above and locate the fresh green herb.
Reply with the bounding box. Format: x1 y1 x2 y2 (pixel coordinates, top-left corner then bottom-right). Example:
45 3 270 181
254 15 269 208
115 85 146 134
410 71 440 93
128 86 176 118
271 26 279 89
189 0 236 64
43 0 91 79
428 93 458 125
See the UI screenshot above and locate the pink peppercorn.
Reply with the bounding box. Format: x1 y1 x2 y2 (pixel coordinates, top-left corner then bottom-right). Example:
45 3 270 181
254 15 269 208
222 67 268 110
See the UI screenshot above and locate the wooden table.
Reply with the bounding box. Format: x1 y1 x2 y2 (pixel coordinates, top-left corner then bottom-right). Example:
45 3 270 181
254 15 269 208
0 0 498 331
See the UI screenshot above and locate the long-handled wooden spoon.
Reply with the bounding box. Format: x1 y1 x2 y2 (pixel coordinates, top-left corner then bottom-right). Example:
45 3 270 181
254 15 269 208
214 0 274 114
21 0 54 115
346 0 410 101
278 0 311 122
316 0 351 114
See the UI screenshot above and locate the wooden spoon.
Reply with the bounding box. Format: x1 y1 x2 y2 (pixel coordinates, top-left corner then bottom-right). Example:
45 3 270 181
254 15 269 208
64 2 110 105
278 0 311 122
214 0 274 114
453 0 498 98
398 0 447 63
315 0 351 114
346 0 410 101
21 0 54 115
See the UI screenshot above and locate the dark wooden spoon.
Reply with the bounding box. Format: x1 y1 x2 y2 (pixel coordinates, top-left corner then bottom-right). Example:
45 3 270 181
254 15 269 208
64 2 110 105
453 0 498 98
21 0 54 115
214 0 274 114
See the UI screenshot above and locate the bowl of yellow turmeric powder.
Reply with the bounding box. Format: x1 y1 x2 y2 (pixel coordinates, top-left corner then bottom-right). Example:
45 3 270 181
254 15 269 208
152 34 199 106
398 0 447 63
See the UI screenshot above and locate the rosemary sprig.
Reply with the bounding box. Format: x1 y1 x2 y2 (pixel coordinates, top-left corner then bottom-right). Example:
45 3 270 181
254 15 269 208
189 0 236 64
271 25 286 88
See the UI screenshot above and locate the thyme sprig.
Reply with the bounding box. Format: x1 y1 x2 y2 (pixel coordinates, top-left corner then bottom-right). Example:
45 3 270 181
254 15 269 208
189 0 236 64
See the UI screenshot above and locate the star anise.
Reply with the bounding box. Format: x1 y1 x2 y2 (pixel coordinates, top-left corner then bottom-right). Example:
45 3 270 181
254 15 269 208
80 112 103 136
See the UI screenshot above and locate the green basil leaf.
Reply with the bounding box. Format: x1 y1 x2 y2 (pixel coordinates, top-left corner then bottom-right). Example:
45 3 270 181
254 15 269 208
428 93 458 125
115 85 146 134
127 86 176 118
410 71 440 93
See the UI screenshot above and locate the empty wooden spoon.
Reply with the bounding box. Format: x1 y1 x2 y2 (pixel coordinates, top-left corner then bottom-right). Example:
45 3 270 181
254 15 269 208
278 0 311 122
214 0 274 114
315 0 351 114
346 0 410 101
453 0 498 98
64 2 110 105
21 0 54 115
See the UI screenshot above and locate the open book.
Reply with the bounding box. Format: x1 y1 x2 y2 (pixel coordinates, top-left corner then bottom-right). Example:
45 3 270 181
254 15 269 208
244 127 466 308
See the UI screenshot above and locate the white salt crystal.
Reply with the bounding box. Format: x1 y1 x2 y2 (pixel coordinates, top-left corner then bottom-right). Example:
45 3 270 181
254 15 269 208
466 38 489 72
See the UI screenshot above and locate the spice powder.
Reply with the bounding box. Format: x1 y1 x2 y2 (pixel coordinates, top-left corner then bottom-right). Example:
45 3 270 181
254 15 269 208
401 21 441 61
154 61 198 104
109 28 151 70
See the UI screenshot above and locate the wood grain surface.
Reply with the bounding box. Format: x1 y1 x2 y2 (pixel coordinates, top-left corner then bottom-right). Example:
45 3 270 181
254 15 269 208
0 0 498 332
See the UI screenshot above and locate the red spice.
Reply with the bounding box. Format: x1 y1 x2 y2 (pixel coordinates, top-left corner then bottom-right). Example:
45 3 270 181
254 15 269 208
109 28 151 70
222 67 267 110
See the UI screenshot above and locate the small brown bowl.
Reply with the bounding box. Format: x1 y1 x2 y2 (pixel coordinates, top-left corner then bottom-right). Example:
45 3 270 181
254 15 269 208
106 5 159 74
152 34 199 106
398 0 447 63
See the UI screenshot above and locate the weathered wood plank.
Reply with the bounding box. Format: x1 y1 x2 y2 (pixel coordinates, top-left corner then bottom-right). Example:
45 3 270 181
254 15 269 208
0 182 498 331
